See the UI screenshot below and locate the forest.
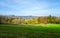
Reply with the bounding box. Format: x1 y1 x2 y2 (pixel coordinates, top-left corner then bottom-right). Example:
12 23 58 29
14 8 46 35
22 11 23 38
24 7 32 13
0 15 60 24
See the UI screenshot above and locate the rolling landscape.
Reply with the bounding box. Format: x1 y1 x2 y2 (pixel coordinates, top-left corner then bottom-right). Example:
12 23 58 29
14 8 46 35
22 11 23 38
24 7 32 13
0 15 60 38
0 0 60 38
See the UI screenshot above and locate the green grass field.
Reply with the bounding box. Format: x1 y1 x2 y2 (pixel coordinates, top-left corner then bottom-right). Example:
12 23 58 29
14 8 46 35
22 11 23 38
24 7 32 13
0 24 60 38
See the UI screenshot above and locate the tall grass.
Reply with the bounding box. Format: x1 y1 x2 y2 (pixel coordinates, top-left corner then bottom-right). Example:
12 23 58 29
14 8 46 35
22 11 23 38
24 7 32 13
0 24 60 38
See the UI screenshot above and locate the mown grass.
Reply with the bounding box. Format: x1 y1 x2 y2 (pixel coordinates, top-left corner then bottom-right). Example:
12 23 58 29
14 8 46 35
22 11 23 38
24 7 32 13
0 24 60 38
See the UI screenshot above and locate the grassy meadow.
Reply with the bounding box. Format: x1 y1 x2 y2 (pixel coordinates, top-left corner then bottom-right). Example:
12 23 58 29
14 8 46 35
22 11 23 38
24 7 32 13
0 24 60 38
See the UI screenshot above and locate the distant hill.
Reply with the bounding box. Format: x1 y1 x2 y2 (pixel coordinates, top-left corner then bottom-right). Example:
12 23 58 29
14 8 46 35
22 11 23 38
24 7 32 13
0 15 60 19
0 15 38 19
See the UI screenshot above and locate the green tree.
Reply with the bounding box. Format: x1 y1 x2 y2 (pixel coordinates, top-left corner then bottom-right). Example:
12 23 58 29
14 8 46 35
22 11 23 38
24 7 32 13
47 15 56 23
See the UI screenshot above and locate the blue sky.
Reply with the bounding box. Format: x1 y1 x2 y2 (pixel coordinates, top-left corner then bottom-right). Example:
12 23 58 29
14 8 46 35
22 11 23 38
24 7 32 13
0 0 60 16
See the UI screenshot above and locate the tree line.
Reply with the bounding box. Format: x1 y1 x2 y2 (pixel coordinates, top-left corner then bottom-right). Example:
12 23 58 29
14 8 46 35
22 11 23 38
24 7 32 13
0 15 60 24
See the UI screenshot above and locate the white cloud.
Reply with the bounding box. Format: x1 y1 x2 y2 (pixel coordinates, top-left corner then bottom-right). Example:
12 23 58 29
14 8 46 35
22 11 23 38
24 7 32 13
0 0 60 16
